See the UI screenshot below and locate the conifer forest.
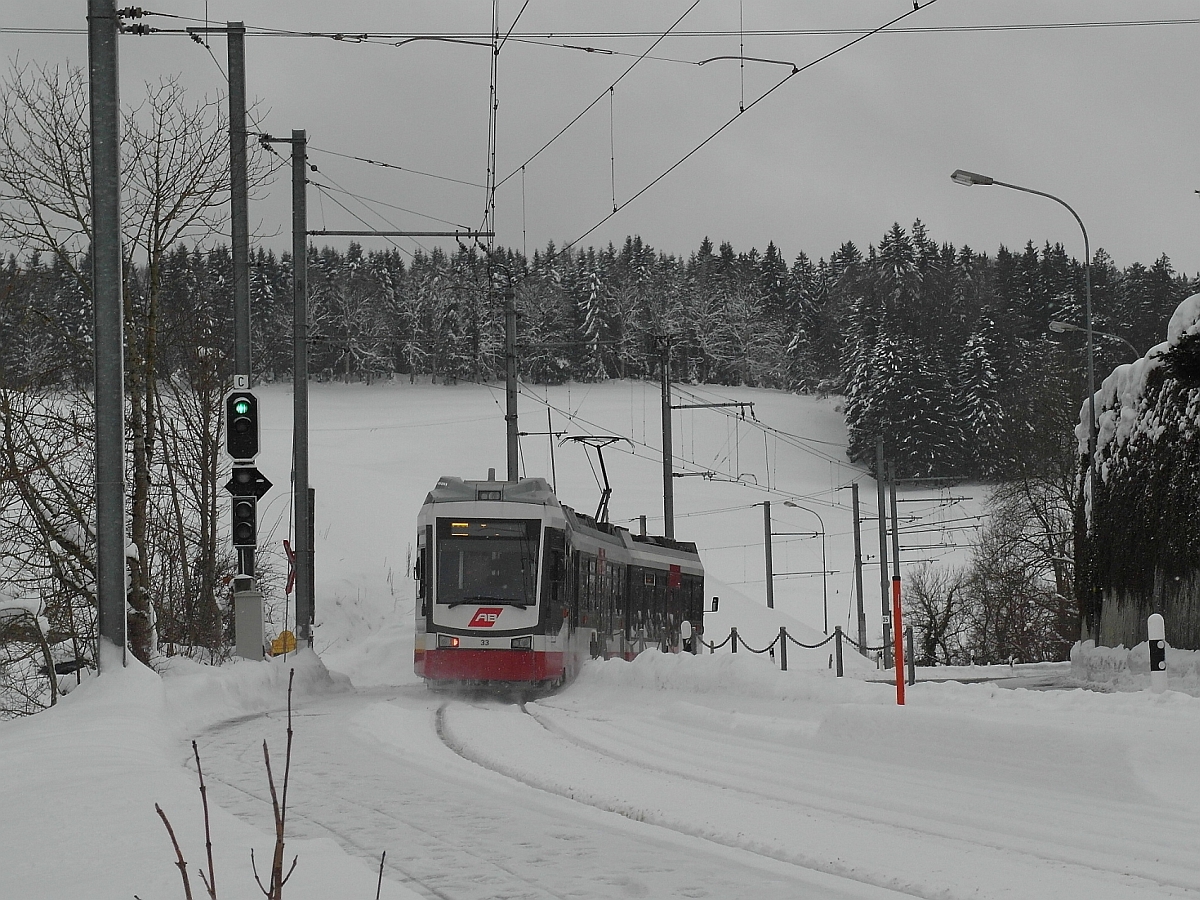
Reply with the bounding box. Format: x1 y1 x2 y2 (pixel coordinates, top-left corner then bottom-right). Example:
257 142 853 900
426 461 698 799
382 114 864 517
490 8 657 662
3 221 1192 481
1 219 1195 668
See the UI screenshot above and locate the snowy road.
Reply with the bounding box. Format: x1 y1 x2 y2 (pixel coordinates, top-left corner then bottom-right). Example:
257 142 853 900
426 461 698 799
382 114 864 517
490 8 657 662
189 653 1200 900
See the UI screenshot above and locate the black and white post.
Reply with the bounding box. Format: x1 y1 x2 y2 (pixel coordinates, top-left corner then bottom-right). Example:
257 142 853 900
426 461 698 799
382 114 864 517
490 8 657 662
1148 613 1167 694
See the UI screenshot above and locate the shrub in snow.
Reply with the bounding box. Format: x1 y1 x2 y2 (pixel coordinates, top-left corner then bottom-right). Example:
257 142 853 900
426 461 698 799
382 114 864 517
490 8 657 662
1071 639 1200 694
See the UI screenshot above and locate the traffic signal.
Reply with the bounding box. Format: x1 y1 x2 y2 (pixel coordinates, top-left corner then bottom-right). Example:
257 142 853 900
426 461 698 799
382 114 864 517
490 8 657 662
225 464 272 499
225 391 259 460
231 496 257 548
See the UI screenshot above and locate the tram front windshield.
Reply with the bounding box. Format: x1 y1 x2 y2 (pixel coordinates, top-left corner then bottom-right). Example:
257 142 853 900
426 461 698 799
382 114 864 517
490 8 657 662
436 518 541 608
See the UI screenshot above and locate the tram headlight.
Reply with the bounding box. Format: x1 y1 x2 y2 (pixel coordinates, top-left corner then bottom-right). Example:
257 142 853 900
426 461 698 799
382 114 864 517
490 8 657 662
437 634 460 649
510 636 532 651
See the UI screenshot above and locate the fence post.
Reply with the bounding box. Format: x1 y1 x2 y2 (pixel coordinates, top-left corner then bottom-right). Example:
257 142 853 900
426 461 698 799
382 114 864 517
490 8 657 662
730 626 738 653
1148 613 1167 694
834 626 844 677
906 625 915 686
779 627 788 671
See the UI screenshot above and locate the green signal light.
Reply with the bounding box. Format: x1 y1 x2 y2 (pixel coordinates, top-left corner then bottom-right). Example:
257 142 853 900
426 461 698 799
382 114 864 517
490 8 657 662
233 399 251 416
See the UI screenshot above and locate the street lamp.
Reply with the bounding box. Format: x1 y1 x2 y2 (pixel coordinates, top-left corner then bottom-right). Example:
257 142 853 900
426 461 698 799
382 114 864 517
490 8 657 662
1049 320 1139 360
952 168 1098 640
782 501 828 634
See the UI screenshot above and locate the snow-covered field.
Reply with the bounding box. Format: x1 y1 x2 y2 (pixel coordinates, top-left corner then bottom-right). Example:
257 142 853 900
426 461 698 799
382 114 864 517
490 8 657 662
4 381 1199 900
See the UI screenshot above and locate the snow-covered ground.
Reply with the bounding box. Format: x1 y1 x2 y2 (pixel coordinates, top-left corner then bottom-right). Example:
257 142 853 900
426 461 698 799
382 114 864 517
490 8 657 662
4 381 1198 900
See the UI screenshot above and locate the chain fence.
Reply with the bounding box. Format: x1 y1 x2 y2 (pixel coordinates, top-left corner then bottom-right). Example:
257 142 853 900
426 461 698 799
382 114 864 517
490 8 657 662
698 623 911 679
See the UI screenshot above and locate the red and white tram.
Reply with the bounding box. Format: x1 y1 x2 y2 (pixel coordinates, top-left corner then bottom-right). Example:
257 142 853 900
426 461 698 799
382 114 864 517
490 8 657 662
414 473 705 690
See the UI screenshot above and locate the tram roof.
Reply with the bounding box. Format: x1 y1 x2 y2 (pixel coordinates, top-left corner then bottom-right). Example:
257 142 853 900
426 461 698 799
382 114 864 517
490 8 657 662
426 475 559 507
425 475 699 558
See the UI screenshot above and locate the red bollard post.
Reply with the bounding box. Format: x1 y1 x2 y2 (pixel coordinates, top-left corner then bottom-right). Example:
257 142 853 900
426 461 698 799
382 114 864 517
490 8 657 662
730 626 738 653
779 627 788 671
892 575 905 705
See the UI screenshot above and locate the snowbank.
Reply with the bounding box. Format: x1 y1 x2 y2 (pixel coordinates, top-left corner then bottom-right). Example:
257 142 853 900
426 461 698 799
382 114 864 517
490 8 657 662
1071 639 1200 693
159 647 350 734
577 645 885 705
0 655 416 900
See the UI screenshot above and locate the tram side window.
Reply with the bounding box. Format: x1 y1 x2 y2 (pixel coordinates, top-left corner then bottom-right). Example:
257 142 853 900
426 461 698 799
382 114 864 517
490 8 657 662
599 560 619 638
598 559 610 636
416 525 431 615
684 574 703 625
578 552 596 625
542 527 566 620
626 567 639 632
414 534 425 599
613 563 625 634
667 576 686 632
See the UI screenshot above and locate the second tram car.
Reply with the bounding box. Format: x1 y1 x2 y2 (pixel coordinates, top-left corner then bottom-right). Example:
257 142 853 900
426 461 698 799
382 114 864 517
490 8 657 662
413 473 704 690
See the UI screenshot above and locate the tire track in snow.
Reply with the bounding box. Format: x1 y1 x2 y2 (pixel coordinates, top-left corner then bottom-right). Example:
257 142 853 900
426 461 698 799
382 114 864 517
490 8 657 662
526 700 1200 898
195 702 578 900
439 699 1200 900
434 701 930 900
197 761 459 900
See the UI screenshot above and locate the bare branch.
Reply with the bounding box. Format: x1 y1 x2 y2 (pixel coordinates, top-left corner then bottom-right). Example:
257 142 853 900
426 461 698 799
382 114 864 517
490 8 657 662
192 741 218 900
155 803 195 900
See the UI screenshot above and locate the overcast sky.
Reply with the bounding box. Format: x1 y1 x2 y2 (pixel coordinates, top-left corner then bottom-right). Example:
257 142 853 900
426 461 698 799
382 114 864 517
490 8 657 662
5 1 1200 276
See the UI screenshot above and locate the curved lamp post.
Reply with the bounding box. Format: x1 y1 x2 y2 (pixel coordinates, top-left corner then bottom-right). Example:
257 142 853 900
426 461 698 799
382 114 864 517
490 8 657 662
951 168 1098 640
1049 320 1138 360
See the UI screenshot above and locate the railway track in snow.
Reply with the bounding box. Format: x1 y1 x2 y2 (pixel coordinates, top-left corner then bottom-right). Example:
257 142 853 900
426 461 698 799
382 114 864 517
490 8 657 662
196 688 889 900
196 695 578 900
435 697 1200 900
434 700 931 900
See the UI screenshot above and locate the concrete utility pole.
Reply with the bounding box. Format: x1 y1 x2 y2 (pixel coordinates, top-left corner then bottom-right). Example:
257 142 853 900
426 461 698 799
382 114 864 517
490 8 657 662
292 130 313 647
876 438 891 667
763 501 774 609
505 280 518 481
88 0 126 669
228 22 251 378
659 336 674 539
852 482 867 656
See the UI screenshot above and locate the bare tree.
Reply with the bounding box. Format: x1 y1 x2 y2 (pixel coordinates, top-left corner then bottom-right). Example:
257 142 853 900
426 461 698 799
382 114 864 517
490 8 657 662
0 61 266 662
961 509 1068 664
0 387 98 673
906 564 968 665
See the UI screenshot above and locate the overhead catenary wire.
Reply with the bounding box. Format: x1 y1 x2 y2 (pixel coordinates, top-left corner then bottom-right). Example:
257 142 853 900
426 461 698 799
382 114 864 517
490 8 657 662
481 0 501 250
307 180 418 260
295 143 486 256
738 0 745 113
494 0 702 191
609 87 617 213
305 177 473 231
670 384 852 467
566 0 942 248
307 146 485 189
497 0 532 53
478 378 971 551
98 14 1200 39
505 381 849 513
